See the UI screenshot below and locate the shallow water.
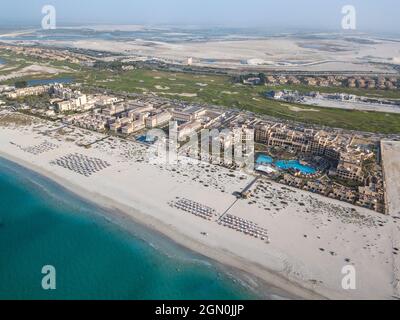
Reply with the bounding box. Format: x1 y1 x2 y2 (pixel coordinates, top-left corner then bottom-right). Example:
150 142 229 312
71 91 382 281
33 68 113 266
0 157 260 300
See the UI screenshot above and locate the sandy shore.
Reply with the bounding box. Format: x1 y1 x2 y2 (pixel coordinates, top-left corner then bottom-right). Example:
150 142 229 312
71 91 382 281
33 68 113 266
0 112 399 300
0 152 297 300
0 141 316 300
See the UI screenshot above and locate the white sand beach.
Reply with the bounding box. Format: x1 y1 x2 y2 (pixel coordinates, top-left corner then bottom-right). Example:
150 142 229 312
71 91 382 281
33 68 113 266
0 111 399 300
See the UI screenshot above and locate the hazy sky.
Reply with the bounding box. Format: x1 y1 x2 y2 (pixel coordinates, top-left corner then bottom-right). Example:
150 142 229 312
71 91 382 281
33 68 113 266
0 0 398 33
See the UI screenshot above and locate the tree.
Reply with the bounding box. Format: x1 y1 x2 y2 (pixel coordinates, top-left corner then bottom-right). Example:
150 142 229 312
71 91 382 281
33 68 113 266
15 80 28 88
258 73 266 85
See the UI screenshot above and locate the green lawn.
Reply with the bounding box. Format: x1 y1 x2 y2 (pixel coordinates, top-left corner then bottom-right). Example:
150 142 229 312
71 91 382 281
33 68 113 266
80 68 400 134
0 49 81 79
2 52 400 134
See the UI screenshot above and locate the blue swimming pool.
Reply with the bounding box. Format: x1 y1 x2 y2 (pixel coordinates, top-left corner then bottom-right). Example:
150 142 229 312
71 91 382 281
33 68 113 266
136 135 156 144
256 155 316 175
275 160 316 175
256 154 273 164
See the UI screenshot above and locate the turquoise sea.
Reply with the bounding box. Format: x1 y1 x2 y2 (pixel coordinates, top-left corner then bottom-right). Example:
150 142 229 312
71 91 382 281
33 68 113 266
0 157 260 300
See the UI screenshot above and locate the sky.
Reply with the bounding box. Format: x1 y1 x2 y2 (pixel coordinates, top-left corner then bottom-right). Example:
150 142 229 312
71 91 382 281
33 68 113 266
0 0 398 33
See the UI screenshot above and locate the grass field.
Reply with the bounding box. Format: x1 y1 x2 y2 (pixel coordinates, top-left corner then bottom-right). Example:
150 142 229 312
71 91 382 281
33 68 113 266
2 52 400 134
0 49 80 79
79 68 400 134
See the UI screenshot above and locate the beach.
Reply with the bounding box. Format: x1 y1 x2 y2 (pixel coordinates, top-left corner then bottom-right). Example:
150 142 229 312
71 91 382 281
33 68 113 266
0 156 266 300
0 111 399 300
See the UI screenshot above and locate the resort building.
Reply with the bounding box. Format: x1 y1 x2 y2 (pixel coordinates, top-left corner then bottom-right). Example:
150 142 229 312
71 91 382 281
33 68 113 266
330 185 357 203
254 122 385 213
121 120 146 134
172 106 206 122
56 100 73 112
331 160 364 182
304 180 331 196
178 120 203 140
5 85 49 99
102 103 126 116
55 93 88 112
281 174 304 188
145 111 172 128
357 184 385 212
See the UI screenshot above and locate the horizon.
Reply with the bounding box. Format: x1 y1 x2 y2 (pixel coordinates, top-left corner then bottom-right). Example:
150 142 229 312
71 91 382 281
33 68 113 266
0 0 398 35
1 0 400 306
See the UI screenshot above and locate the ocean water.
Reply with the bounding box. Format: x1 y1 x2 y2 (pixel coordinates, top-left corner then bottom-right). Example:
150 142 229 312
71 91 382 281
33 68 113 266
0 157 259 300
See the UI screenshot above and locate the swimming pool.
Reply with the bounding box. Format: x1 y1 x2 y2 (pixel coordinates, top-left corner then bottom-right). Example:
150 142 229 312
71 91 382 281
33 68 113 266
256 154 273 164
275 160 316 175
136 135 156 144
256 154 316 175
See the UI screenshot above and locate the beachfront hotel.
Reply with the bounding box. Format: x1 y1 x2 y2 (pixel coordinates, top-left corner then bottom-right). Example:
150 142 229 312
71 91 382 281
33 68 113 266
1 80 387 213
254 123 385 213
5 85 49 99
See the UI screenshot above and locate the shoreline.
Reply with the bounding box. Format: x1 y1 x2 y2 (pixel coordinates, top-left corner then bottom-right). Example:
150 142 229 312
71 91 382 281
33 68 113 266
0 151 323 300
0 118 396 300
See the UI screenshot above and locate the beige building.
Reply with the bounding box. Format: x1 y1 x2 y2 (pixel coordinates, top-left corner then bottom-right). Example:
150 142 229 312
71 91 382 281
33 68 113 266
357 184 384 212
56 100 73 112
330 185 357 203
178 120 203 140
145 111 171 128
333 160 364 182
5 86 49 99
121 120 146 134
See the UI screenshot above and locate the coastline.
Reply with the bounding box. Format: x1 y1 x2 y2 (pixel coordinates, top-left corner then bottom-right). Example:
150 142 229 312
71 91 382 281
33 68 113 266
0 119 397 300
0 152 316 300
